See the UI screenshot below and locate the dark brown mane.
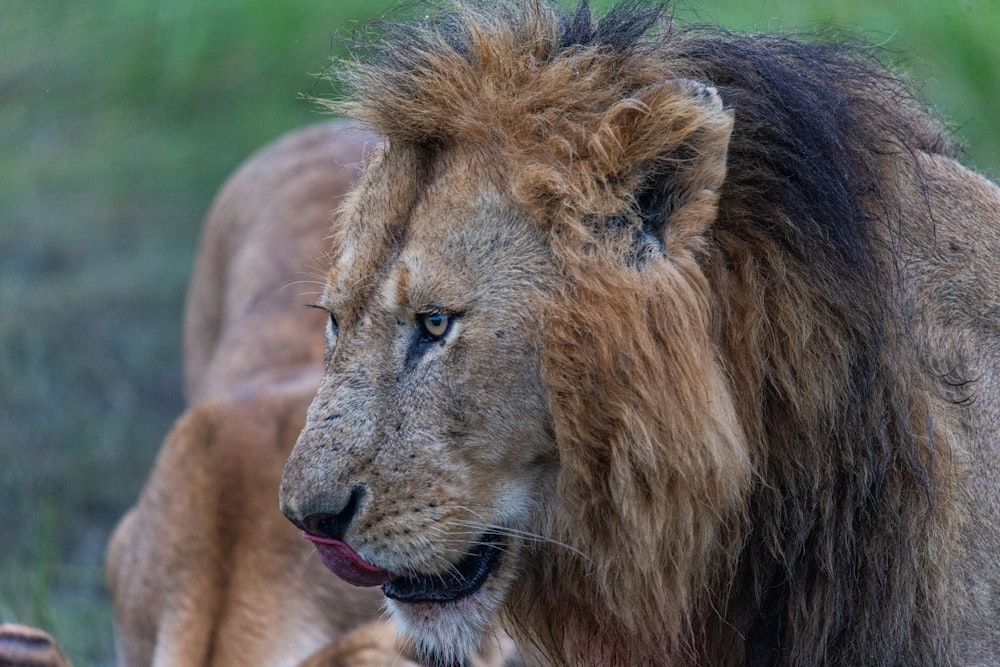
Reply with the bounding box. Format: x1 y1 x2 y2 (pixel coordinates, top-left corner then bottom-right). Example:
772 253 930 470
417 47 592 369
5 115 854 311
325 1 961 664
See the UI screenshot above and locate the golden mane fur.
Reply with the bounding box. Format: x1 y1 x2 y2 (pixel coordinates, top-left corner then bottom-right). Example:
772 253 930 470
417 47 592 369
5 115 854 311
275 1 1000 665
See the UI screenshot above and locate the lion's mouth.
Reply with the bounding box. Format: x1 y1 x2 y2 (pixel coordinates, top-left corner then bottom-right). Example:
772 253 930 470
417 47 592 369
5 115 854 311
383 532 505 604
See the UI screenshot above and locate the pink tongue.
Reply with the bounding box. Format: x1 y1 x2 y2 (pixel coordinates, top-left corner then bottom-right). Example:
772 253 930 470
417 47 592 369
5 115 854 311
302 533 392 587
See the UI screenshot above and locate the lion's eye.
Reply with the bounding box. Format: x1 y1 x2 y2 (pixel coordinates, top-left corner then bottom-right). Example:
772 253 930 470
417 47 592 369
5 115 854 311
308 303 338 342
419 312 451 341
327 312 339 340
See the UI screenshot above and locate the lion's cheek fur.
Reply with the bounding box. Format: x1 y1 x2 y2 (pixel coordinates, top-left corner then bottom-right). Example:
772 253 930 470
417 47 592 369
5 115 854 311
528 247 750 656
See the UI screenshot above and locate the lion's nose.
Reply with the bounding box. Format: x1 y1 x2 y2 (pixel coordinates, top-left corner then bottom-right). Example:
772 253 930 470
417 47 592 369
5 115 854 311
298 485 365 542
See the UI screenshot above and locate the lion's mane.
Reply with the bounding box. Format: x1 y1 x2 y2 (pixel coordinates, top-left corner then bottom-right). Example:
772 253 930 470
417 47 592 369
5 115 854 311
327 2 962 664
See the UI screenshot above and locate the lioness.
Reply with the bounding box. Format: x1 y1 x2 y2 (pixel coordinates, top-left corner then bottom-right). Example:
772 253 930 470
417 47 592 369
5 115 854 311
103 121 420 667
278 1 1000 666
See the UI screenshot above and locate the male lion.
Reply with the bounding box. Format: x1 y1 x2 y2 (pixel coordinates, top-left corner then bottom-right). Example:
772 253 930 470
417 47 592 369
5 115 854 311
279 1 1000 666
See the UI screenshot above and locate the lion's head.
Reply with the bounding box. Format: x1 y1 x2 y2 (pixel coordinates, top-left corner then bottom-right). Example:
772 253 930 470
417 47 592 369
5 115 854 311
281 2 966 665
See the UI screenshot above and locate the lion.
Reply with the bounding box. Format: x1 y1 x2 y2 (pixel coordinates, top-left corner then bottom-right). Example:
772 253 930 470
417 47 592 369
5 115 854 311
277 1 1000 666
100 120 423 667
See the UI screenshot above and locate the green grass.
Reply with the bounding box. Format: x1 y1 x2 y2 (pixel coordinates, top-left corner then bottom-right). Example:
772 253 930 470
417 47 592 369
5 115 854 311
1 1 997 665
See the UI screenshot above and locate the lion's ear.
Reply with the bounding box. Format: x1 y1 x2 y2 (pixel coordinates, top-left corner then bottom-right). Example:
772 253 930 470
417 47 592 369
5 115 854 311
593 78 734 254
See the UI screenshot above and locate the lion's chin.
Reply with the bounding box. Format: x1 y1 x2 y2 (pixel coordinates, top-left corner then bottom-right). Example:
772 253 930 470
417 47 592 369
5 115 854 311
386 534 516 666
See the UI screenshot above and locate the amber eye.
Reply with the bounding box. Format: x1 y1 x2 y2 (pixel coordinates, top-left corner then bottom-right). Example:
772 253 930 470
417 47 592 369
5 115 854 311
419 312 451 340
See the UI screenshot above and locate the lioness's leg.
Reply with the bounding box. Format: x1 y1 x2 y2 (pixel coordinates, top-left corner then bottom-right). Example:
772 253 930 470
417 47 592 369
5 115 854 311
297 618 519 667
296 619 421 667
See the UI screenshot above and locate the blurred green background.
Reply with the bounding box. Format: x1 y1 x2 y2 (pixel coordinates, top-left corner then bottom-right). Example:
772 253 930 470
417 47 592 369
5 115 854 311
1 1 997 664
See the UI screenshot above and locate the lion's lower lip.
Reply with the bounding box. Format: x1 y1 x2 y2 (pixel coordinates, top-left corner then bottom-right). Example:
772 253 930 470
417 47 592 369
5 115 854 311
383 532 505 604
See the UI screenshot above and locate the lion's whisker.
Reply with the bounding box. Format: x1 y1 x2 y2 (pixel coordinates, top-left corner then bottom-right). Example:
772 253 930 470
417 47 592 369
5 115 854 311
422 512 591 562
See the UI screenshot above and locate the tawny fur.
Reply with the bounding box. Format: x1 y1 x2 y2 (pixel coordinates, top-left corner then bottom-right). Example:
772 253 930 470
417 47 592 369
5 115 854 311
104 122 423 667
278 2 1000 666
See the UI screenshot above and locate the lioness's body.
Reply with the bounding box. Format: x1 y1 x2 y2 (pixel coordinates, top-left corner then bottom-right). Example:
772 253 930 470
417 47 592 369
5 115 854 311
104 122 409 666
278 2 1000 666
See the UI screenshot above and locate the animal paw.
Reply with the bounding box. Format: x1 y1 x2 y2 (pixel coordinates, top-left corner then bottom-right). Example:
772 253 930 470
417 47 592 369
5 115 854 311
0 624 71 667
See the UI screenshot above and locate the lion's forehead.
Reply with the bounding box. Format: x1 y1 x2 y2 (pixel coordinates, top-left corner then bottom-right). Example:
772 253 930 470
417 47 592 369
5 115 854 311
326 169 555 321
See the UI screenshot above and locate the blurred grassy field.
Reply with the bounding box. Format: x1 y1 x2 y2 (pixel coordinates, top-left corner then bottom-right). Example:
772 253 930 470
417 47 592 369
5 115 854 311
1 1 997 665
